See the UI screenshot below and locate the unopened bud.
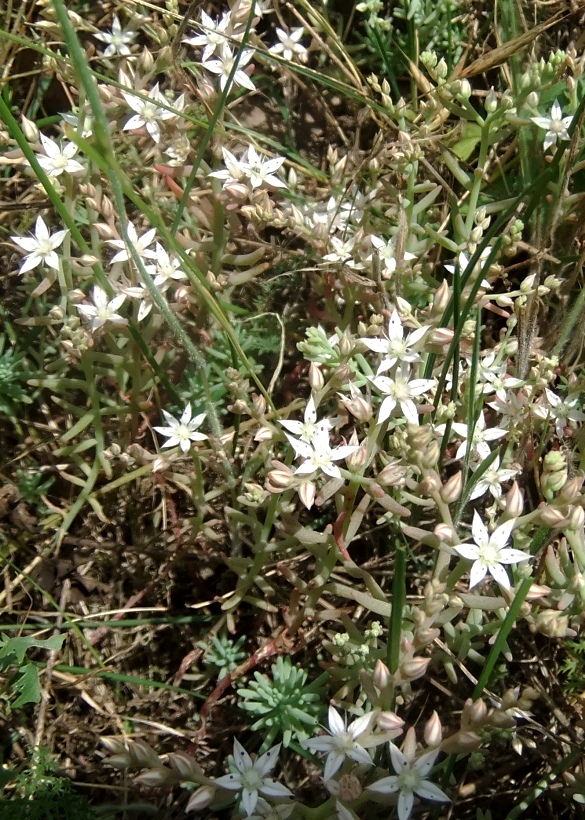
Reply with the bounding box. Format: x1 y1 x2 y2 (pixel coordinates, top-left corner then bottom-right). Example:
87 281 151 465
377 711 405 733
566 504 584 532
541 450 567 500
309 362 324 391
373 659 391 690
431 279 450 315
485 87 498 112
22 114 40 142
441 730 482 754
377 459 405 486
434 523 456 543
428 327 455 346
558 473 585 503
502 480 524 520
266 466 294 490
167 753 203 780
94 222 118 241
346 439 368 472
461 697 488 729
400 656 430 682
420 469 441 494
339 334 353 358
459 78 472 99
539 504 568 527
298 481 316 510
135 767 176 787
441 471 462 503
130 740 160 768
186 785 216 812
534 608 570 638
424 711 442 746
252 394 266 415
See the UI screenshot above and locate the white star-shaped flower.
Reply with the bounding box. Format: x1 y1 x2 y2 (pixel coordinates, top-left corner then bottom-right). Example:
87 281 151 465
36 133 85 177
94 14 136 56
450 412 507 461
122 83 184 143
107 221 158 264
144 242 187 289
531 100 573 150
287 426 359 480
362 310 426 374
370 364 435 425
209 145 286 191
76 286 127 332
368 739 449 820
544 389 585 438
280 395 338 443
454 510 530 590
303 706 374 781
11 215 68 274
213 739 292 816
202 43 255 92
269 27 308 63
153 404 207 453
368 235 416 279
183 10 233 61
468 456 519 501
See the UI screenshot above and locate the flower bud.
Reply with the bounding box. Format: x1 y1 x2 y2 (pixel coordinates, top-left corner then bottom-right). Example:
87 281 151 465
534 608 570 638
434 523 456 543
541 450 568 500
377 711 405 733
22 114 40 143
186 785 216 812
485 87 498 113
558 473 585 503
339 334 353 358
130 740 160 768
167 753 204 781
400 656 430 682
441 731 482 754
337 386 372 422
566 504 585 532
431 279 450 314
419 469 441 494
298 481 316 510
135 767 176 787
252 394 266 416
346 434 367 472
427 327 455 347
459 79 472 99
538 504 568 527
461 697 488 729
424 711 443 746
502 481 524 520
376 459 406 487
266 466 294 490
373 659 391 690
309 362 324 391
440 471 462 503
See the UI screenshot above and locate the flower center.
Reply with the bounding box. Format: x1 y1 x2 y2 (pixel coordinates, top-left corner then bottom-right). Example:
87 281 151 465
478 542 500 567
241 769 263 792
398 768 422 792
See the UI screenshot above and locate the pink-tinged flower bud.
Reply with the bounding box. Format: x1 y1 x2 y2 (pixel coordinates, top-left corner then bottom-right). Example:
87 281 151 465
402 726 417 761
441 471 462 503
525 583 551 601
502 481 524 520
298 481 316 510
254 425 273 442
376 460 405 486
173 286 192 304
100 737 127 755
186 784 216 812
420 469 441 494
421 441 441 469
413 627 440 649
104 753 132 770
434 523 456 543
130 740 160 768
373 659 391 690
400 656 430 682
252 394 266 416
337 389 372 422
461 696 488 729
566 505 585 533
346 440 368 472
558 473 585 503
538 504 568 527
441 730 482 754
266 466 294 490
431 279 450 314
223 182 249 200
167 752 204 780
309 362 324 391
428 328 455 346
377 711 405 733
95 222 118 241
534 609 570 638
424 711 443 746
135 767 176 787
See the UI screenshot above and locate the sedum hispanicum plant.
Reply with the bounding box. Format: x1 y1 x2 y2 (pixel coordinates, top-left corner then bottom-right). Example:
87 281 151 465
3 0 585 817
